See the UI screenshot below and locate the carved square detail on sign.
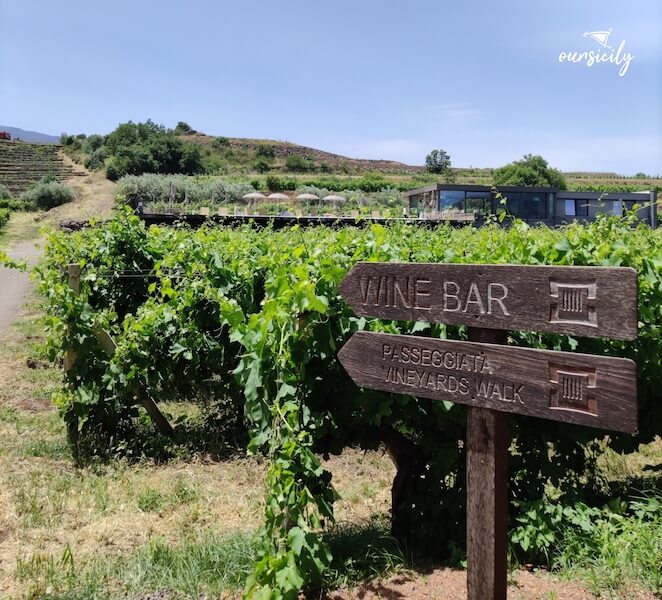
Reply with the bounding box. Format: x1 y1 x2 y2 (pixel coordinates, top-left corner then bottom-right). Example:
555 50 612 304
549 364 598 416
549 280 597 327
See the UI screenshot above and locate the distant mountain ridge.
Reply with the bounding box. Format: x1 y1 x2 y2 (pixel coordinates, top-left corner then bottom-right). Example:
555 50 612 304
0 126 60 144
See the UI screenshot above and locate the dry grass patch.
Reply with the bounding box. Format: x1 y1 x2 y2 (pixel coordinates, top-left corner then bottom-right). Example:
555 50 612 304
0 300 399 598
47 159 116 223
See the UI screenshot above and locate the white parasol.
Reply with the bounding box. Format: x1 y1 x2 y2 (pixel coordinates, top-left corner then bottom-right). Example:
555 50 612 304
267 192 290 215
296 193 320 215
242 191 266 213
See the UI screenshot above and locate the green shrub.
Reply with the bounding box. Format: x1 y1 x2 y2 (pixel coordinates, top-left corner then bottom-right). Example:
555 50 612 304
103 120 205 179
0 198 35 211
37 210 662 598
212 136 230 150
105 157 124 181
285 154 315 172
116 174 254 206
0 208 9 230
0 183 11 200
253 159 271 173
174 121 194 134
83 134 104 154
512 496 662 595
255 144 275 159
494 154 567 189
84 147 108 170
265 174 296 192
21 181 74 209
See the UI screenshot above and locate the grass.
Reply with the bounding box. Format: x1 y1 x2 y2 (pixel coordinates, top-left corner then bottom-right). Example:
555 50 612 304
0 211 42 250
0 299 396 598
0 295 660 598
12 516 409 600
554 496 662 597
13 531 257 599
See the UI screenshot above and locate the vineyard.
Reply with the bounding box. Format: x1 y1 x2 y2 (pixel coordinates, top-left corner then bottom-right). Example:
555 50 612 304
34 209 662 598
0 141 84 196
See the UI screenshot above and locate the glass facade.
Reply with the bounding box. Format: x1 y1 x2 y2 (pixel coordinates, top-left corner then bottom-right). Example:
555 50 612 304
575 199 589 216
520 192 546 220
465 191 492 215
407 186 653 225
439 190 465 211
564 199 576 216
502 192 522 216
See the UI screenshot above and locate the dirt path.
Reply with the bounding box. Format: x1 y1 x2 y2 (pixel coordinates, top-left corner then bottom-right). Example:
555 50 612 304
46 152 116 222
0 213 42 338
0 241 40 336
0 163 116 338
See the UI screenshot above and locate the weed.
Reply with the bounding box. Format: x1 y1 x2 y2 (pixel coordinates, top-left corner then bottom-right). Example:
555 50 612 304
173 477 198 504
16 544 76 598
137 488 166 512
322 516 409 589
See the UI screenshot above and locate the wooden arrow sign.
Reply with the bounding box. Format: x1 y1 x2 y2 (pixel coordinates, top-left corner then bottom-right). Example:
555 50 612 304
338 331 637 433
338 263 638 340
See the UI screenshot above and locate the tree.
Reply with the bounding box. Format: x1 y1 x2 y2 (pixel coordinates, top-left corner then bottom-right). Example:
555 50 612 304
102 120 205 179
493 154 567 189
425 149 452 174
285 154 315 172
174 121 194 134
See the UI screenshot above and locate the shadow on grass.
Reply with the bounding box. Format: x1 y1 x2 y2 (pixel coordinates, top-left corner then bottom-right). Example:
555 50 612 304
321 516 413 591
73 395 249 465
20 517 428 599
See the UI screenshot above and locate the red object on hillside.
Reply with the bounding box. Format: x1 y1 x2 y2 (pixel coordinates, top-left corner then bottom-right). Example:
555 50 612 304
0 131 11 140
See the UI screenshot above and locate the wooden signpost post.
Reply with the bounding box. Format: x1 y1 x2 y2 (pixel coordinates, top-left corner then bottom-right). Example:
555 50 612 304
337 262 638 600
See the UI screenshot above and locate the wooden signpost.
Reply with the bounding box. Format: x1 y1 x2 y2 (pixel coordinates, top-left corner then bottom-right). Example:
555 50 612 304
339 262 638 340
339 331 637 433
337 262 638 600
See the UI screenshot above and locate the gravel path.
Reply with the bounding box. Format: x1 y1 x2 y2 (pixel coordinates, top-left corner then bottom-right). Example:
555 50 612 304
0 164 115 339
0 239 40 338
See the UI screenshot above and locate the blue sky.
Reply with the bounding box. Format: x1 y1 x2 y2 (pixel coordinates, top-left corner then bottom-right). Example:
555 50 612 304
1 0 660 174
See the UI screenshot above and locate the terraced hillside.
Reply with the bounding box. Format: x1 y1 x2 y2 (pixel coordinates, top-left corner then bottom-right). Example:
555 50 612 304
0 140 85 195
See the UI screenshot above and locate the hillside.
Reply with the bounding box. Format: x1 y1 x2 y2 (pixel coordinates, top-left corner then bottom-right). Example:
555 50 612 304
182 133 662 189
183 132 424 175
56 122 661 193
0 126 60 144
0 140 85 195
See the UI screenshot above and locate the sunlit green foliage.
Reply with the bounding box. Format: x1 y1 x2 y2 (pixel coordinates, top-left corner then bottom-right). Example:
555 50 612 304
35 210 661 598
494 154 567 189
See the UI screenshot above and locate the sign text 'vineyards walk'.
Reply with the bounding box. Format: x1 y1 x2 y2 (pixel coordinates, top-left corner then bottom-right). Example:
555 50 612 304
338 332 637 432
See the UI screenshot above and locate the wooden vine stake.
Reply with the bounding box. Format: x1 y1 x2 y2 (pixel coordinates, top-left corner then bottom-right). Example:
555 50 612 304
64 264 81 456
338 262 638 600
63 264 174 442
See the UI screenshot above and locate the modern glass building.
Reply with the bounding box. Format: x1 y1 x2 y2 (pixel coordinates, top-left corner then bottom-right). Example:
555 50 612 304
405 184 658 227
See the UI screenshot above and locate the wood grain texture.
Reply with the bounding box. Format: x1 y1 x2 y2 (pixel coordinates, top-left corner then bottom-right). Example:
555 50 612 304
466 328 508 600
467 405 508 600
338 331 638 433
339 262 638 340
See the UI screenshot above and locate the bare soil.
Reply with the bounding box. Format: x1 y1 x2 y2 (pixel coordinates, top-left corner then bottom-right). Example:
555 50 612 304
46 153 116 222
326 568 657 600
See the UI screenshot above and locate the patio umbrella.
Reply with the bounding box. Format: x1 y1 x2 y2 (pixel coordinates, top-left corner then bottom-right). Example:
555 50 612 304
242 191 266 213
295 193 319 215
322 194 347 215
267 192 290 215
